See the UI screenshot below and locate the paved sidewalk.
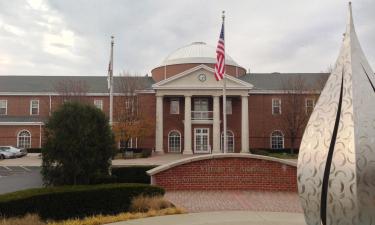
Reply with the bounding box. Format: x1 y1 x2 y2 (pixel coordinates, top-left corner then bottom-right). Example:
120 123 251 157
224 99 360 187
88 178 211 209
109 211 306 225
165 191 302 213
0 153 297 167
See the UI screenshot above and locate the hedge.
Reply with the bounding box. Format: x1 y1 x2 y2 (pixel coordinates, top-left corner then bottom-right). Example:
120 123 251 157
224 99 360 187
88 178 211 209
26 148 42 153
0 183 164 220
111 166 157 184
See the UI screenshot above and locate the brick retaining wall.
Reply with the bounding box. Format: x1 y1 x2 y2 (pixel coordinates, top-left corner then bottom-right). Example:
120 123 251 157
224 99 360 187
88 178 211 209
148 154 297 192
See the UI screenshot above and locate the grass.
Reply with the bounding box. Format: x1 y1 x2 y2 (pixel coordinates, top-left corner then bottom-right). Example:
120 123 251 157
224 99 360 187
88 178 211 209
0 196 185 225
0 214 45 225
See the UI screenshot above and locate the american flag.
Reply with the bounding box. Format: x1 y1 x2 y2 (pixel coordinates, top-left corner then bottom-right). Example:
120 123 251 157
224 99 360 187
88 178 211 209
214 22 225 81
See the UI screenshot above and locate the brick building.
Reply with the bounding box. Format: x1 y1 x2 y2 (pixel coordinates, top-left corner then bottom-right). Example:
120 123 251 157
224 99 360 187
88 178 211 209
0 42 328 153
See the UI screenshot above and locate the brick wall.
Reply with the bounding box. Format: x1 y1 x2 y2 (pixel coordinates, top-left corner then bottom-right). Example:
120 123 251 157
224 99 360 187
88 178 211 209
152 64 246 82
151 156 297 191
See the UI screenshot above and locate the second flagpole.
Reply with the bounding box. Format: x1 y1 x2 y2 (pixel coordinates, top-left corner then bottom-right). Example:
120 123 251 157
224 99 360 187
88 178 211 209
222 11 227 154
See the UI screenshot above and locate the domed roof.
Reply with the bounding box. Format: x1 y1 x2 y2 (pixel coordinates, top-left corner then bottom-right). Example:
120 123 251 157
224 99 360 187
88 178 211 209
159 42 240 67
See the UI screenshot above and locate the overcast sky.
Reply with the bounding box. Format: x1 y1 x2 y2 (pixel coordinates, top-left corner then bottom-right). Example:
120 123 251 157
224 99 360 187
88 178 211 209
0 0 374 76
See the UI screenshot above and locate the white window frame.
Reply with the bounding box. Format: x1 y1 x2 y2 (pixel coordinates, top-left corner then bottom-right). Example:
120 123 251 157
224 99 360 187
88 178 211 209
30 100 39 115
17 130 31 149
272 98 281 115
0 100 7 115
270 130 284 149
170 98 180 114
168 130 181 153
194 128 210 153
94 99 103 110
226 98 232 115
305 98 315 115
221 130 235 153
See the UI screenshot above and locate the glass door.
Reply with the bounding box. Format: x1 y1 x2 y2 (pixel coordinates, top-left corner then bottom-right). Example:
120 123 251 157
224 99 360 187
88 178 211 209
194 128 210 153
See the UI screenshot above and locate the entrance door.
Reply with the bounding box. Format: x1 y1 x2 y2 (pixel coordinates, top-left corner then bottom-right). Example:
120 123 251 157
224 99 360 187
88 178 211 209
194 128 210 153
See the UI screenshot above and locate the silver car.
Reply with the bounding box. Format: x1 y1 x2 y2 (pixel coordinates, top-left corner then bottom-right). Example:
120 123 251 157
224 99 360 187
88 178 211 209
0 147 17 159
0 146 28 158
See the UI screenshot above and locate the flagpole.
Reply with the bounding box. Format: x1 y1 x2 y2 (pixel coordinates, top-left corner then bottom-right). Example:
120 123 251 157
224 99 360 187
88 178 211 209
109 36 114 126
222 11 227 154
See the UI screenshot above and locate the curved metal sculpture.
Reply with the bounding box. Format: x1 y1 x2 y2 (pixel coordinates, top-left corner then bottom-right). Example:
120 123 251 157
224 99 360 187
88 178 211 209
297 3 375 225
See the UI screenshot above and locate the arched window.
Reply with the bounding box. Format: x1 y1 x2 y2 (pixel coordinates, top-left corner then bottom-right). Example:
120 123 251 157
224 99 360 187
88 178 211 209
270 130 284 149
17 130 31 149
168 130 181 153
221 130 234 153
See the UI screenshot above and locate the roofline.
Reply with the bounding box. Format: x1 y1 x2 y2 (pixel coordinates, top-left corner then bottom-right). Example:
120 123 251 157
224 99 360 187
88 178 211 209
0 91 151 96
0 122 44 125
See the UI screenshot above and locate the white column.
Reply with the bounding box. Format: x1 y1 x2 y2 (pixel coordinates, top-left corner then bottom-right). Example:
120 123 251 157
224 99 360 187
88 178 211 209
183 95 193 154
212 95 221 153
241 95 249 153
155 95 164 153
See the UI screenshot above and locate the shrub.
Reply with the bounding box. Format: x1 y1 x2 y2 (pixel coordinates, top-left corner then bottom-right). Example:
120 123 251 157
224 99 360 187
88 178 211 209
0 183 164 220
41 102 115 186
130 195 173 212
111 166 156 184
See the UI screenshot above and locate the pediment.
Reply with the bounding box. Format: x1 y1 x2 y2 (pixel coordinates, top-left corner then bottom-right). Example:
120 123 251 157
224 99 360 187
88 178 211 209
152 65 253 90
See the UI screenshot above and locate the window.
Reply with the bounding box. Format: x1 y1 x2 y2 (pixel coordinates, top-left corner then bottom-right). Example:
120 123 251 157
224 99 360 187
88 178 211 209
119 138 137 149
94 99 103 110
0 100 7 115
168 130 181 152
305 98 315 115
30 100 39 115
226 98 232 115
170 98 179 114
221 130 234 153
17 130 31 149
271 130 284 149
272 99 281 115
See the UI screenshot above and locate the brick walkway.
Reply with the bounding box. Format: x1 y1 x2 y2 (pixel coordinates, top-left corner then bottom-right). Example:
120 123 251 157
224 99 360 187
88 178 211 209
165 191 302 213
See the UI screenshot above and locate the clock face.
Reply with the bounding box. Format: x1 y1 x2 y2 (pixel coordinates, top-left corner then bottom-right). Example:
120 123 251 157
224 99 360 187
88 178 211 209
198 74 206 82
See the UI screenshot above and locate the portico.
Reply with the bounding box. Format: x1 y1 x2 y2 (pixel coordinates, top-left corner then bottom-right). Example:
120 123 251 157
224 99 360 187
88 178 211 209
152 65 253 154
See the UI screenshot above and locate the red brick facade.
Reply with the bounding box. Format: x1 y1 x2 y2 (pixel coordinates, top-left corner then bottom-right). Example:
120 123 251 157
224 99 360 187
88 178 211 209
149 156 297 191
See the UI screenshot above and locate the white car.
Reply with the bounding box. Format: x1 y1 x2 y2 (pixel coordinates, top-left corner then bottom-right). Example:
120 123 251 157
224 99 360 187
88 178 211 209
0 147 16 159
0 146 28 158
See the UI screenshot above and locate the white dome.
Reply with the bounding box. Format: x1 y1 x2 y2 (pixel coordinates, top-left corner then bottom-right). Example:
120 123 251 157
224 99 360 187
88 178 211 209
160 42 240 67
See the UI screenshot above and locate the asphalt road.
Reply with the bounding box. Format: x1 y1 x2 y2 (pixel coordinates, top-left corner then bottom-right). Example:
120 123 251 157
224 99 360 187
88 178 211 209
0 166 43 195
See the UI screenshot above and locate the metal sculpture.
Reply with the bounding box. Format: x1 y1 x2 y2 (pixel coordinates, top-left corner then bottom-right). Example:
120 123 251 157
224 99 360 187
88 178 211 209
297 3 375 225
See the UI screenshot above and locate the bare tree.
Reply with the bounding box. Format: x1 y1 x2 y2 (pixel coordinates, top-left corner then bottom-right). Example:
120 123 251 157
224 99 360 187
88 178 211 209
113 73 154 149
54 79 89 103
280 76 315 154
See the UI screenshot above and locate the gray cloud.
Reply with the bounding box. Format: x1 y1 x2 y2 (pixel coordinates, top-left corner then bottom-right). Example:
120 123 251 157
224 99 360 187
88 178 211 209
0 0 374 76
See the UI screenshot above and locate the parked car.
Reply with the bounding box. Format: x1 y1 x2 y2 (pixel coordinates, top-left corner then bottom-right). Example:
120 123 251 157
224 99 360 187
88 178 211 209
0 146 28 158
0 147 17 159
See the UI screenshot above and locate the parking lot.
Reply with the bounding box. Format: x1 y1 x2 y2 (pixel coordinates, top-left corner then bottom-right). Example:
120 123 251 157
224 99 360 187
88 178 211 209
0 166 43 194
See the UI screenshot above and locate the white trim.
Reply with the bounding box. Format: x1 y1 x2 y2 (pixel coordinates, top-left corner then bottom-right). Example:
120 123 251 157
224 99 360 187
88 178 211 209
152 64 253 89
147 153 297 175
270 130 284 149
272 98 282 115
0 122 44 126
30 99 39 115
194 128 210 153
0 99 7 115
168 130 181 153
17 129 31 149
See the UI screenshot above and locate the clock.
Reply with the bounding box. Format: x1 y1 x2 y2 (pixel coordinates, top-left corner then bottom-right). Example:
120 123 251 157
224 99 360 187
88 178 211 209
198 74 206 82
